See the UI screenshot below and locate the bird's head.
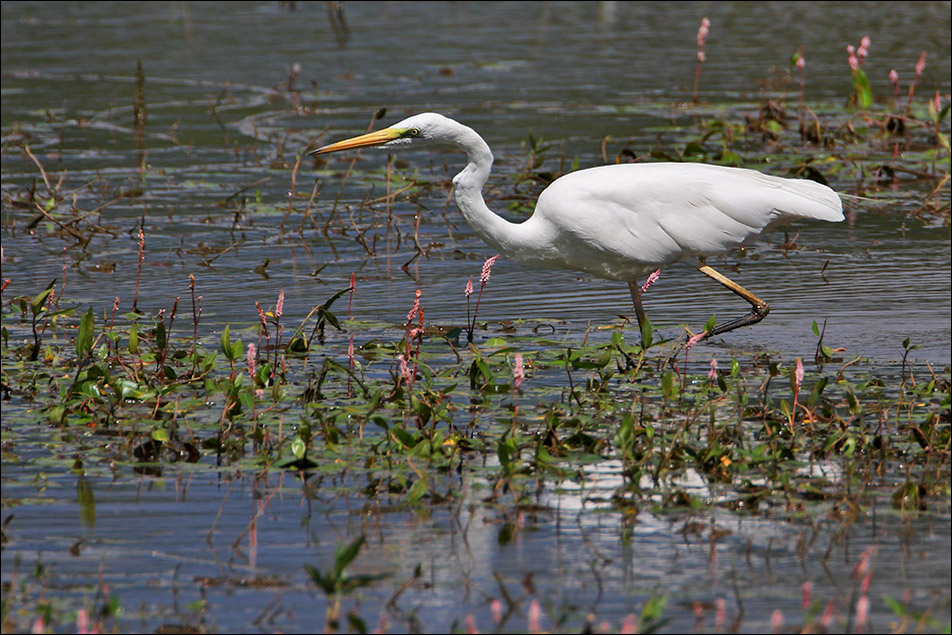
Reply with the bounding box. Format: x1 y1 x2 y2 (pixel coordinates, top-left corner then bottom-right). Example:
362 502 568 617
309 112 462 156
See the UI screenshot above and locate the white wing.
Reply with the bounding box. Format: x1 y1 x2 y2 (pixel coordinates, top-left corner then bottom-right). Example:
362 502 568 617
527 162 843 280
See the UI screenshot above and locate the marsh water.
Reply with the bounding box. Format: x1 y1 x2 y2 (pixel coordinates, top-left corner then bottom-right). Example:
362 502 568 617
2 2 950 633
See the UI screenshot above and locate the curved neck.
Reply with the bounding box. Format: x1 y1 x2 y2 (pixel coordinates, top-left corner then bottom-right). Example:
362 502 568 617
449 123 540 257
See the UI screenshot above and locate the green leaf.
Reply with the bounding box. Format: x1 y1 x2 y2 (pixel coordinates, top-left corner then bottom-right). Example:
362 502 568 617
154 321 167 353
334 535 367 577
220 325 233 359
661 371 678 400
406 476 428 504
128 323 139 354
30 283 56 316
291 437 306 460
853 68 872 109
76 308 95 358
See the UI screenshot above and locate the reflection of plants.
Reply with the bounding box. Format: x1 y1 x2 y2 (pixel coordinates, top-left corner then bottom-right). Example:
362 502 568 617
305 536 387 632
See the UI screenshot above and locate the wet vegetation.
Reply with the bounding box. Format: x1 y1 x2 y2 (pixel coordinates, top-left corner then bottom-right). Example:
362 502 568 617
2 6 951 634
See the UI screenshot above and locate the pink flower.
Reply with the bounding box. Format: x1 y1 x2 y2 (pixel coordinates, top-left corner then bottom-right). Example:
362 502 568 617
407 289 421 322
846 44 855 55
794 358 804 390
513 353 524 389
697 17 711 47
76 608 90 635
490 599 502 625
915 51 926 77
640 269 661 294
247 343 256 379
855 546 876 580
528 599 542 633
770 609 783 634
398 354 413 384
255 301 268 330
465 614 478 634
464 275 474 298
801 581 812 611
848 53 859 72
697 50 706 63
708 358 718 382
620 613 638 634
889 69 899 84
860 36 871 50
686 331 706 349
275 289 284 319
796 54 805 71
480 255 499 284
856 595 869 630
935 91 942 113
715 598 726 630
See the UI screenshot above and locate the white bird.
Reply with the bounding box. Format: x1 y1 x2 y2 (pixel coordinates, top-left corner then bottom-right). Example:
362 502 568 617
310 113 843 342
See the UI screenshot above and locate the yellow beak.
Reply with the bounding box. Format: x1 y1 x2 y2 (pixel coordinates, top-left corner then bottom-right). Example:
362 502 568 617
309 127 404 155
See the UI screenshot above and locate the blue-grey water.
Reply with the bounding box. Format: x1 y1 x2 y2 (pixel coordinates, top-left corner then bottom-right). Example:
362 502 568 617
2 2 950 633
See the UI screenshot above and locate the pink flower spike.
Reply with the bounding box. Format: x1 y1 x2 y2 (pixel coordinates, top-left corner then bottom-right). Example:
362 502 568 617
514 353 525 389
697 50 706 63
715 598 726 630
846 44 855 55
620 613 638 634
848 53 859 73
464 275 474 298
819 601 835 629
795 358 804 390
801 580 812 611
640 269 661 293
708 358 718 382
490 599 502 625
860 35 871 49
796 55 805 71
697 17 711 46
857 45 868 60
480 255 499 284
275 289 284 319
247 343 256 379
889 69 899 87
407 289 421 322
465 614 479 634
398 354 413 384
915 51 926 77
770 609 783 634
528 599 542 633
77 608 90 635
686 331 706 350
856 595 869 630
935 91 942 113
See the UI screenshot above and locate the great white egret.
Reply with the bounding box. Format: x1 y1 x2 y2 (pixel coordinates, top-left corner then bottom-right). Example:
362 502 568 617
311 113 843 342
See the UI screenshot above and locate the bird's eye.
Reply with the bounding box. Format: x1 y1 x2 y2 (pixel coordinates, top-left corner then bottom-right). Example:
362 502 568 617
408 128 420 137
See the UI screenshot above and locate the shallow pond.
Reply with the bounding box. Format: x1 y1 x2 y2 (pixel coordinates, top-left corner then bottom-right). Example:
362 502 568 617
2 2 950 633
